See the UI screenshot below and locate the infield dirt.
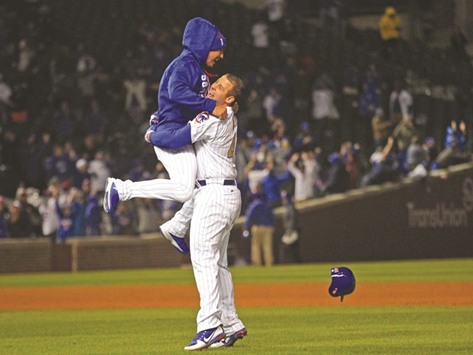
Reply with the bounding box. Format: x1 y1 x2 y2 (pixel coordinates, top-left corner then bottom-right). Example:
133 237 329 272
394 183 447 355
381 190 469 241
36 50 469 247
1 282 472 310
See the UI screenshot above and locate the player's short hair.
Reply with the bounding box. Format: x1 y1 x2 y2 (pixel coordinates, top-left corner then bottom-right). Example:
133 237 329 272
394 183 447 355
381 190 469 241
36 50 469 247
224 73 244 99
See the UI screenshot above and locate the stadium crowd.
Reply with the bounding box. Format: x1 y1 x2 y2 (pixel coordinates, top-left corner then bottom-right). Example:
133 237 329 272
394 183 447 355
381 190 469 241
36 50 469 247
0 0 471 242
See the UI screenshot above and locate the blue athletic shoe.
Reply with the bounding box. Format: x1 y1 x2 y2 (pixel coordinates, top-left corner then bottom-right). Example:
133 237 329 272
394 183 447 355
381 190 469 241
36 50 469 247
159 226 190 254
103 177 119 213
184 325 225 351
210 327 247 348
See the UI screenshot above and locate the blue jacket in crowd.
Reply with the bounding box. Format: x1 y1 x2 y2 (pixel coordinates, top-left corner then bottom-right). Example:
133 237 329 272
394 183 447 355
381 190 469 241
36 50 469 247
244 194 275 230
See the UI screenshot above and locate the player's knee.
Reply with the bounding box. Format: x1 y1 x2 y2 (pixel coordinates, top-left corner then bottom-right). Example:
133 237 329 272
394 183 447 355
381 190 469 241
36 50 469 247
175 183 194 203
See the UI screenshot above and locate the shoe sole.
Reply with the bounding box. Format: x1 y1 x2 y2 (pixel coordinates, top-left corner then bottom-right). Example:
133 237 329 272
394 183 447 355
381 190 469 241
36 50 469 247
211 328 247 348
159 227 189 254
103 178 113 213
227 328 247 346
184 332 226 351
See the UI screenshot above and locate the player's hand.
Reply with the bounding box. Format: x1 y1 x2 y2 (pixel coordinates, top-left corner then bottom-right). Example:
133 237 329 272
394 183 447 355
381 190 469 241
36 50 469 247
212 104 227 120
144 128 154 143
149 114 159 125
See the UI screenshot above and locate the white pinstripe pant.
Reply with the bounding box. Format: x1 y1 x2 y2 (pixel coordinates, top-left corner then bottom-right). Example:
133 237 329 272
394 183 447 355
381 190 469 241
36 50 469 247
122 145 196 203
165 183 245 333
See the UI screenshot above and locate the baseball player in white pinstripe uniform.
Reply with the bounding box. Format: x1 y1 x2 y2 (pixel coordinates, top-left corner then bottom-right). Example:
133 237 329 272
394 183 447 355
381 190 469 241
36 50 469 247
155 74 247 350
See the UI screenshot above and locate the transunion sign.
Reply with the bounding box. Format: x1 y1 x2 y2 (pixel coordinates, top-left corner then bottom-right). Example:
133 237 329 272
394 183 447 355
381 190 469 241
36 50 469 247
407 177 473 228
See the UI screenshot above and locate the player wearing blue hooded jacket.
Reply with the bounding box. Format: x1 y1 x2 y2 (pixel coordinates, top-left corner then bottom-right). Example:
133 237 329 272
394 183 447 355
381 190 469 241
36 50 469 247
149 17 227 131
104 17 228 213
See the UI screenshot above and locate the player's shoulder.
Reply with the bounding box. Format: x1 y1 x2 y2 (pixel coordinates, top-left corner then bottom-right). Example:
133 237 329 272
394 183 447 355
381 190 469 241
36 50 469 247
194 112 212 123
193 111 219 124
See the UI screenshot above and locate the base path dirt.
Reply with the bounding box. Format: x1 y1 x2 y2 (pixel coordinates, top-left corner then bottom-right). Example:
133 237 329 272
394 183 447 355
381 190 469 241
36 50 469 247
1 282 472 310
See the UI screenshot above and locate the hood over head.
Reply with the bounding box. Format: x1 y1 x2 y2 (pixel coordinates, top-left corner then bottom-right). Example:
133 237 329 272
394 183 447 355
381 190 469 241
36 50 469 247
182 17 226 66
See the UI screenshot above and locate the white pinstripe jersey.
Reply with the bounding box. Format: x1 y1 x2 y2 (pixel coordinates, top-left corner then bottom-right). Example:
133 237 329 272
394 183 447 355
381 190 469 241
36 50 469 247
189 107 238 180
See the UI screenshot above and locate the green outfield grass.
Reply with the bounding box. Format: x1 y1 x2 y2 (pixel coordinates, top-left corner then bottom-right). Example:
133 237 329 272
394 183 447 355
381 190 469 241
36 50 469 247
1 258 473 354
2 258 473 287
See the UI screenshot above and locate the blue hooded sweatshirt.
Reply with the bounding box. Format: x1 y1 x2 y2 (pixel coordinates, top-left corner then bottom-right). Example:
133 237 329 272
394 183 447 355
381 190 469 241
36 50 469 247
151 17 224 132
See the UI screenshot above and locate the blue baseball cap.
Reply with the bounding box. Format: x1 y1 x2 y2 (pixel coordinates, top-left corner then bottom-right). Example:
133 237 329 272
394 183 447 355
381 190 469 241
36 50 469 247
210 30 227 51
328 267 356 302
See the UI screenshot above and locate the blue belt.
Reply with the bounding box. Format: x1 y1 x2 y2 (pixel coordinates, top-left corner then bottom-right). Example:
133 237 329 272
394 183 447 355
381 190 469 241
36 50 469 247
197 179 237 187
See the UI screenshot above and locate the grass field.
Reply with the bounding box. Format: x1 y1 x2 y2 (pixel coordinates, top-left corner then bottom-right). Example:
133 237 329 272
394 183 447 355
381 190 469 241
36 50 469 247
1 259 473 354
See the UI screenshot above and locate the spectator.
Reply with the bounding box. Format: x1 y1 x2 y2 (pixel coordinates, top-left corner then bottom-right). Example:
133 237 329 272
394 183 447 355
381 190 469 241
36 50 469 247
83 99 107 140
123 70 147 112
75 43 96 82
450 26 470 63
311 73 340 154
7 200 34 238
287 151 319 202
434 120 471 169
268 117 292 173
371 108 393 150
16 39 35 73
422 136 439 169
320 152 350 194
341 141 364 190
0 73 13 125
39 179 60 242
18 133 47 191
72 158 91 189
389 80 413 123
69 188 87 237
134 198 160 234
392 117 417 169
319 0 348 37
251 15 270 66
44 143 73 183
111 202 137 236
55 201 77 243
293 121 315 151
361 136 401 187
266 0 286 41
88 150 110 196
260 157 292 208
358 82 380 154
340 64 360 141
379 6 401 59
84 193 102 236
77 65 97 106
52 101 78 143
246 151 291 208
279 190 301 264
262 87 282 123
406 134 428 178
16 187 42 237
0 196 8 238
243 183 276 266
240 88 265 134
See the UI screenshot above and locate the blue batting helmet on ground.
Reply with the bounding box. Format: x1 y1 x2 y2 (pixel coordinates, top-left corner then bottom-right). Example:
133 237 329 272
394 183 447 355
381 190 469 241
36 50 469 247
328 267 356 302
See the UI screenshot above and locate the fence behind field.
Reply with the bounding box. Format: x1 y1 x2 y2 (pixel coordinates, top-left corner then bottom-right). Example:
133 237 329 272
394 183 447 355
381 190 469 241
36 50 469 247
1 163 472 273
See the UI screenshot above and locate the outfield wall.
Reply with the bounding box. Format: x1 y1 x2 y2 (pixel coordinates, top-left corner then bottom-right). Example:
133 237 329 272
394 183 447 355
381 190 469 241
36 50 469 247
233 163 473 263
1 163 472 273
0 236 187 273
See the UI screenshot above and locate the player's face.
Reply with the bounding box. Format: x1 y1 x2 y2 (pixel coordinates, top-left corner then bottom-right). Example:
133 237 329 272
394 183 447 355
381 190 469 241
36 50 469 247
207 75 234 105
205 49 224 68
